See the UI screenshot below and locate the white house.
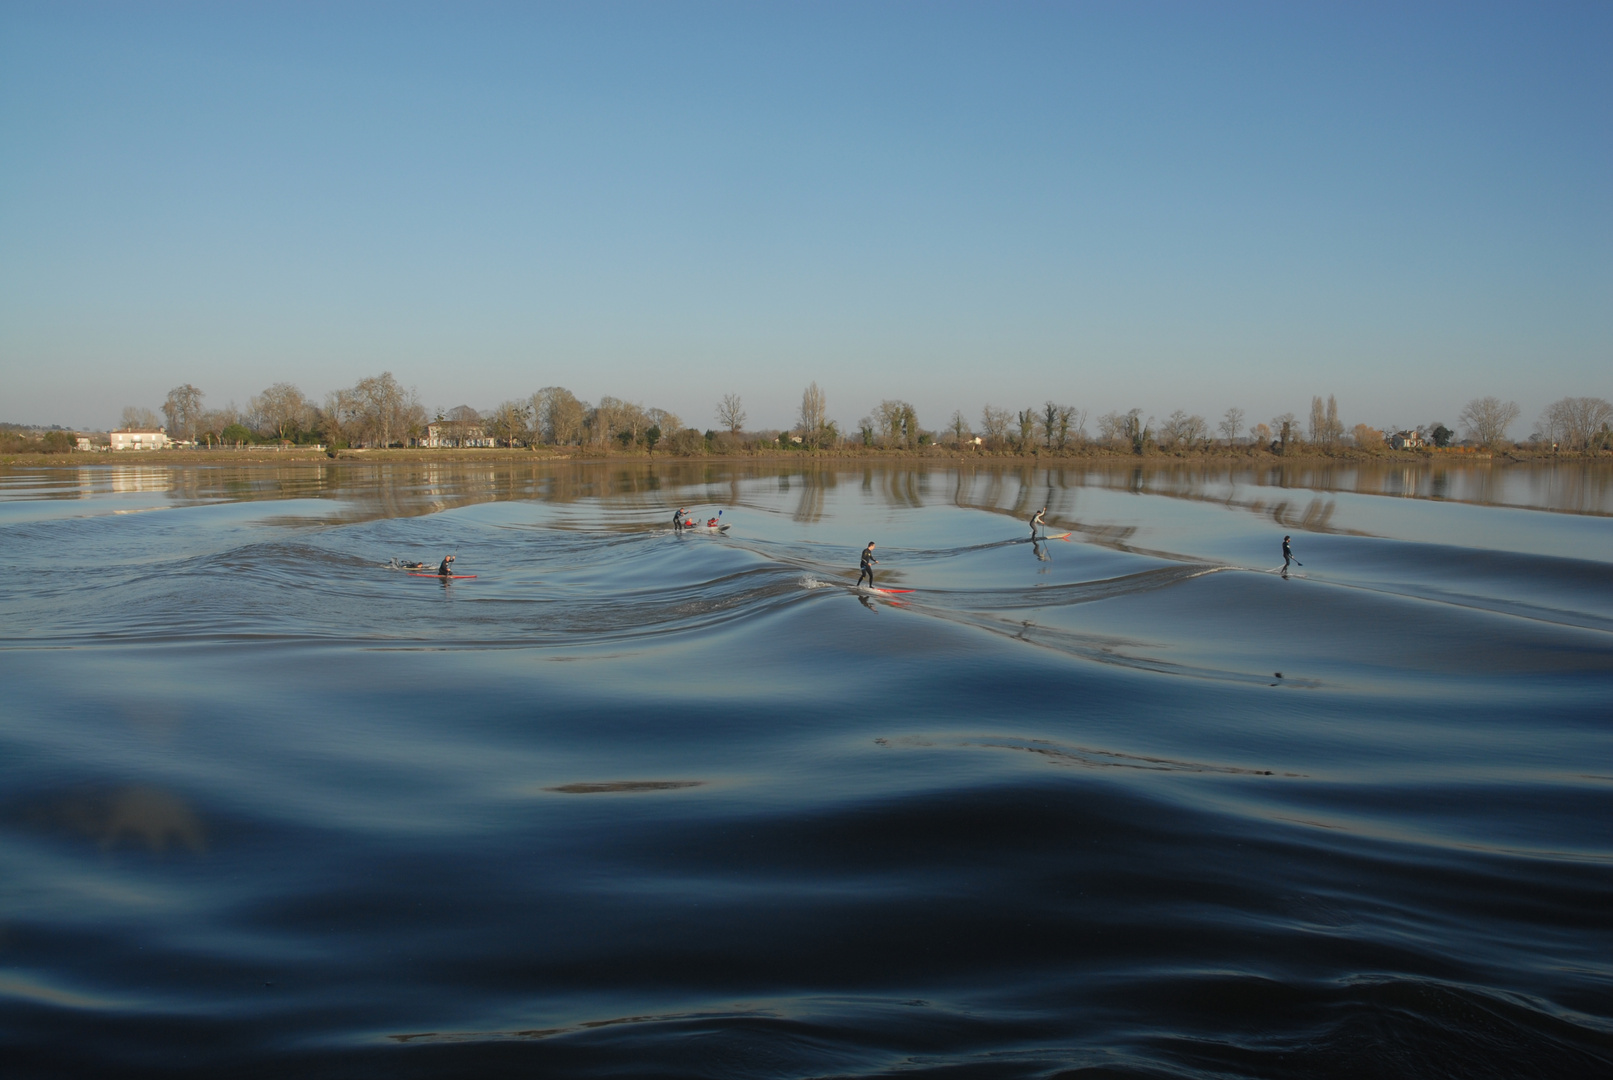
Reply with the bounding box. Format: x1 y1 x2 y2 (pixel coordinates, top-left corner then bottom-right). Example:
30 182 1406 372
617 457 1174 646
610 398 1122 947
110 429 170 451
417 421 494 448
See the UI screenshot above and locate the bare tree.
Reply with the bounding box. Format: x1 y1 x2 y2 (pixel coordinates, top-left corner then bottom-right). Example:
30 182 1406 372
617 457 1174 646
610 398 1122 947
716 393 746 435
531 387 587 445
251 382 310 442
162 384 204 443
979 405 1012 447
347 372 421 447
1460 396 1521 448
1324 395 1343 445
1540 396 1613 451
949 410 971 445
1219 407 1244 445
120 405 160 430
487 400 532 447
1250 421 1273 447
1308 396 1328 445
798 382 828 447
1097 409 1143 451
1159 410 1208 451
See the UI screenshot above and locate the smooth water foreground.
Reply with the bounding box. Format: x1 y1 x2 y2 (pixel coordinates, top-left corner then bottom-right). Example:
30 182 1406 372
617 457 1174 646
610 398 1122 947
2 459 1610 1078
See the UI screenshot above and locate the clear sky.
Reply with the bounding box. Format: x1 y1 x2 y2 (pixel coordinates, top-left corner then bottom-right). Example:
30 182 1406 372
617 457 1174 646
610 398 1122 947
2 1 1608 437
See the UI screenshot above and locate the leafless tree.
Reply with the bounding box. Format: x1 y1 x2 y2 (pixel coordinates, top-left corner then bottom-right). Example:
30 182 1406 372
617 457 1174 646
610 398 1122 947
487 400 532 447
716 393 746 435
1097 409 1143 451
120 405 160 430
979 405 1012 447
162 384 204 442
949 410 971 445
1540 396 1613 451
1219 407 1245 445
1159 410 1208 451
1459 396 1521 447
347 372 422 447
1250 421 1273 447
251 382 310 442
798 382 828 447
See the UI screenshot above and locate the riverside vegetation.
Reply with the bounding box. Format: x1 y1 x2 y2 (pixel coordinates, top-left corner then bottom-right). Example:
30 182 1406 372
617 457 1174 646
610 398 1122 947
8 377 1612 460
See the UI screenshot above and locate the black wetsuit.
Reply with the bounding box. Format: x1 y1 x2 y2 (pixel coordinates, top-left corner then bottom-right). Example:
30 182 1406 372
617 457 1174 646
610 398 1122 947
438 557 454 576
673 510 685 534
1282 539 1293 568
857 546 877 587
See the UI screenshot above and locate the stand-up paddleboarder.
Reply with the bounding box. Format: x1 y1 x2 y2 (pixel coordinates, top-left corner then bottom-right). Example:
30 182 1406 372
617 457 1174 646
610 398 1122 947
857 541 878 588
1030 507 1047 538
1282 535 1301 575
673 507 686 534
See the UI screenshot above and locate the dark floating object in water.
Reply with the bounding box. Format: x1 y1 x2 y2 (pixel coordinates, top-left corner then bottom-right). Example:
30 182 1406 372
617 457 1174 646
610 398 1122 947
546 780 705 794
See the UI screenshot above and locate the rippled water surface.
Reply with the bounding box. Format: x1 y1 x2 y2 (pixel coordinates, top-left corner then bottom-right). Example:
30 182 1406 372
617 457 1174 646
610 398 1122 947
3 459 1611 1078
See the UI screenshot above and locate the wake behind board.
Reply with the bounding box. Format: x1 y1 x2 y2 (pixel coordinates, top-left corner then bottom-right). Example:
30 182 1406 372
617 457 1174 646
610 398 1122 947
408 573 478 579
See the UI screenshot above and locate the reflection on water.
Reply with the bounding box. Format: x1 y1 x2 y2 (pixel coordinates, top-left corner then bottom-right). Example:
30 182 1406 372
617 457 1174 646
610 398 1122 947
0 458 1607 518
19 786 206 854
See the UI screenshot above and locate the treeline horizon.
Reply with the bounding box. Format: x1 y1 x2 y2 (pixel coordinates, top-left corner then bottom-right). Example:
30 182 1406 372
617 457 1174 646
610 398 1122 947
12 376 1613 456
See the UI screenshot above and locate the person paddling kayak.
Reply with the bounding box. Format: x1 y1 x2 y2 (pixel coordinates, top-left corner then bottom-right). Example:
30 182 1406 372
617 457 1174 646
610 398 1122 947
857 541 878 588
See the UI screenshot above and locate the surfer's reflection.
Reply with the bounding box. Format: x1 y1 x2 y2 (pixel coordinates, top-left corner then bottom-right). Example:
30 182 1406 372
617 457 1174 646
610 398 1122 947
1031 539 1050 563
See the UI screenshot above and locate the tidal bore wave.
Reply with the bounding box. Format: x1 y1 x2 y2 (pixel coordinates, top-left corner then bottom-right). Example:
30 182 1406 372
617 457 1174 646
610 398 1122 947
1 460 1609 1078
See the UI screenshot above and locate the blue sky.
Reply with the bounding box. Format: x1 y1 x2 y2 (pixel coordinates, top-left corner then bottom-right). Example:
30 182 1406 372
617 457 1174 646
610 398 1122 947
2 1 1608 437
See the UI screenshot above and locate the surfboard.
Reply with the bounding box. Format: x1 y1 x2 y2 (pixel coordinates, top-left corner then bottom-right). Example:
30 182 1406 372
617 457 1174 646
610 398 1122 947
853 585 914 594
408 573 478 579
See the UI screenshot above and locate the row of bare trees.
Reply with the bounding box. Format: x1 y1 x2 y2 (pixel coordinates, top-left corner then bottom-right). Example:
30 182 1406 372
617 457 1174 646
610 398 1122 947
116 378 1610 455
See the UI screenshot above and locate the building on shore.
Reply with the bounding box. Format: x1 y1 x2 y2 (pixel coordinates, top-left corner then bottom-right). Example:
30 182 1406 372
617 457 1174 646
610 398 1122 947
110 429 170 451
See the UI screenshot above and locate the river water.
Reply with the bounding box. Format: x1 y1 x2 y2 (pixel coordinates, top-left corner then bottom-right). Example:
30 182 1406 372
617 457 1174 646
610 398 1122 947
2 459 1610 1078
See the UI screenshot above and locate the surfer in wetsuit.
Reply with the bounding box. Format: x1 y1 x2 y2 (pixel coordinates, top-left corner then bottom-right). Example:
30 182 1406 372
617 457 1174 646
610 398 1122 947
857 542 877 588
1281 535 1295 576
673 507 686 534
1030 507 1046 537
437 554 456 577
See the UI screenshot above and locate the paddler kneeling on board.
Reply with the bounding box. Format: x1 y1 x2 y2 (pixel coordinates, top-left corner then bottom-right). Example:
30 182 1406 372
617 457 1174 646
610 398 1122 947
437 554 456 577
857 541 877 588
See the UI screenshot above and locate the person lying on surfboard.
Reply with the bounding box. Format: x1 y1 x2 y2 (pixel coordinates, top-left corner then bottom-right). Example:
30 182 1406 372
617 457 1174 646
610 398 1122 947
1030 507 1047 537
437 554 456 576
857 541 877 588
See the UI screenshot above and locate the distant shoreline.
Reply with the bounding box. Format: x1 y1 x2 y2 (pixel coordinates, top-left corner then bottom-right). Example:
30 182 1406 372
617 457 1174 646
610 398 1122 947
3 445 1607 468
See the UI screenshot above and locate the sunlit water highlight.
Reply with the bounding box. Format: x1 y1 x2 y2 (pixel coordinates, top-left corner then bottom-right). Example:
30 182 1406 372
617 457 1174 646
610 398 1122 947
2 459 1610 1078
